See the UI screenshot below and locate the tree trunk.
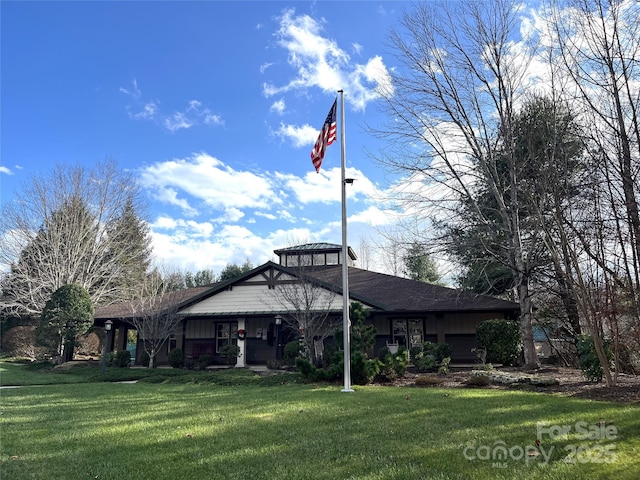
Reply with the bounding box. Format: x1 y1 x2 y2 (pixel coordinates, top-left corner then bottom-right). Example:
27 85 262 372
516 277 539 369
62 340 74 363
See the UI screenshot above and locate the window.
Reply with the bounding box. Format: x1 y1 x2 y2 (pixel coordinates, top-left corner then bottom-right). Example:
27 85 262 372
392 319 424 348
326 253 339 265
216 323 238 353
393 319 408 347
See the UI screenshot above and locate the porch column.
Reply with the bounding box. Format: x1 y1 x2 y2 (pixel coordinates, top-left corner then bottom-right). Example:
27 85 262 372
236 318 246 368
117 325 128 352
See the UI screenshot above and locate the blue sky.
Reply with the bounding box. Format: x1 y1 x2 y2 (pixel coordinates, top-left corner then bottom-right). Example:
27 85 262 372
2 1 405 275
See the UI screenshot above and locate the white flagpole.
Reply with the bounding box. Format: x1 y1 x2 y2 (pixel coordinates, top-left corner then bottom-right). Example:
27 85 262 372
339 89 353 393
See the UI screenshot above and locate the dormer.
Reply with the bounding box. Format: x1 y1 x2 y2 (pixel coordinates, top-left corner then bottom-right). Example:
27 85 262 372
274 242 357 268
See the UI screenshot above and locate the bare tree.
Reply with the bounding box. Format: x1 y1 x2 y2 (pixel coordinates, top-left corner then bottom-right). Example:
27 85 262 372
270 264 340 365
126 271 183 368
532 0 640 385
356 237 373 271
0 160 150 316
375 0 539 367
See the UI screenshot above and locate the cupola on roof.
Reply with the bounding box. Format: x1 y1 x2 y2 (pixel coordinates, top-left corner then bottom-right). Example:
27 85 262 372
274 243 357 267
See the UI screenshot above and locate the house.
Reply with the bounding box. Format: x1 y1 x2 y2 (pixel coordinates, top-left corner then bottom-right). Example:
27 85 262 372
94 243 520 366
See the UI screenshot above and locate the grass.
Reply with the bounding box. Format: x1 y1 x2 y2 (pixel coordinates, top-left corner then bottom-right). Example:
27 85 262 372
1 361 639 479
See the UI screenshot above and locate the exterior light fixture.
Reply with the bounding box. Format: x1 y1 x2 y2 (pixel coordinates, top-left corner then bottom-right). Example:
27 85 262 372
101 320 114 375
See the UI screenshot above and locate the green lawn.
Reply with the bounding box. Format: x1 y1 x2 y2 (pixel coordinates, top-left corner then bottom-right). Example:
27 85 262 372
1 362 639 479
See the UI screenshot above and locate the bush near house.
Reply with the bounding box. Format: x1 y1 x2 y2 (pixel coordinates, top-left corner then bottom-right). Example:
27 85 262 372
412 341 452 373
377 346 410 381
219 344 240 365
168 348 184 368
476 319 521 365
108 350 131 368
577 334 612 383
284 341 304 366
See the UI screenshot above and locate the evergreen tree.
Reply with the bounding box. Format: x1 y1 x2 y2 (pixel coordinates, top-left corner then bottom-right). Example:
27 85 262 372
106 198 152 296
402 242 442 284
37 284 94 362
218 260 254 282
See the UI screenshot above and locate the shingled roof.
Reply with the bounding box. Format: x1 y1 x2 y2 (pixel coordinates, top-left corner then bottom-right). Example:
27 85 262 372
306 265 520 313
94 263 519 320
94 285 213 319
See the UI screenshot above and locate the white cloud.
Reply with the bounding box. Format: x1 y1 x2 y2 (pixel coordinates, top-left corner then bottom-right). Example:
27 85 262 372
270 98 286 115
275 122 318 147
139 150 404 274
164 112 194 132
260 62 274 73
119 79 141 99
0 166 13 175
139 153 276 217
204 114 224 126
131 102 158 120
120 80 224 132
264 9 393 112
277 165 385 206
348 205 396 227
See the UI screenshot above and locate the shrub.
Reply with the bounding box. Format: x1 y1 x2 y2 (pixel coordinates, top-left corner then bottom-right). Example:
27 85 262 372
284 341 303 366
376 348 408 382
414 375 445 387
409 345 423 361
0 326 40 359
168 348 184 368
351 351 381 385
389 348 409 376
413 353 437 372
376 363 398 382
411 342 452 372
577 334 611 383
266 359 284 370
465 375 492 387
476 319 521 365
193 354 213 370
438 356 451 375
219 344 240 365
139 351 150 367
295 357 319 381
109 350 131 368
422 342 452 363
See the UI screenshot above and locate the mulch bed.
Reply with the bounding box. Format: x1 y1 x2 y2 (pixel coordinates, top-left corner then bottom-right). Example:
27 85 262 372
381 367 640 403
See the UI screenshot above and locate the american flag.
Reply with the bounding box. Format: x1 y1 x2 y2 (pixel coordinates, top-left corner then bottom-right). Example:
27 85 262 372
310 99 337 172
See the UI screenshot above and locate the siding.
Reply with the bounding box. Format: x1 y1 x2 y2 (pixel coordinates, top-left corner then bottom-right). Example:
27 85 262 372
180 282 345 314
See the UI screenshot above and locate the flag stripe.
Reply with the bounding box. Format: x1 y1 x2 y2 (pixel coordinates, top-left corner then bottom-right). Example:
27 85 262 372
310 99 337 172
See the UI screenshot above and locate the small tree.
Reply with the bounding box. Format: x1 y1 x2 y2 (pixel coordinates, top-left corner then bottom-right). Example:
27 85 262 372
37 284 94 362
127 272 183 368
346 302 380 385
271 265 340 365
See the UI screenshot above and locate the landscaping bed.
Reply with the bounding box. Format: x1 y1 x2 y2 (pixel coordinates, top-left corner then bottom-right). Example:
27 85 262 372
378 366 640 403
